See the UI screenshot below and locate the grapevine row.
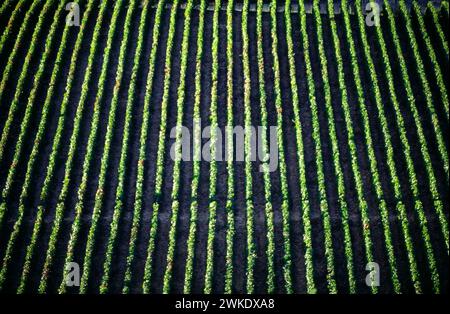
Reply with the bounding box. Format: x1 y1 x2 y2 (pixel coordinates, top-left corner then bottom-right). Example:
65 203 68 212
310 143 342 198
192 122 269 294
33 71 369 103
74 1 136 293
354 0 411 293
183 0 206 294
224 0 235 294
427 2 449 59
412 2 449 122
203 0 220 294
0 0 14 20
142 0 180 293
443 1 450 15
397 0 448 183
52 0 109 294
399 0 449 254
326 0 382 294
313 0 357 293
122 0 166 294
15 0 91 293
364 0 428 293
269 0 294 293
36 0 100 293
0 0 64 290
384 0 446 291
298 0 337 293
377 0 443 292
75 0 136 294
341 0 395 294
0 0 42 166
0 0 26 61
0 0 61 216
99 0 152 294
256 0 275 294
162 0 194 294
242 0 256 294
